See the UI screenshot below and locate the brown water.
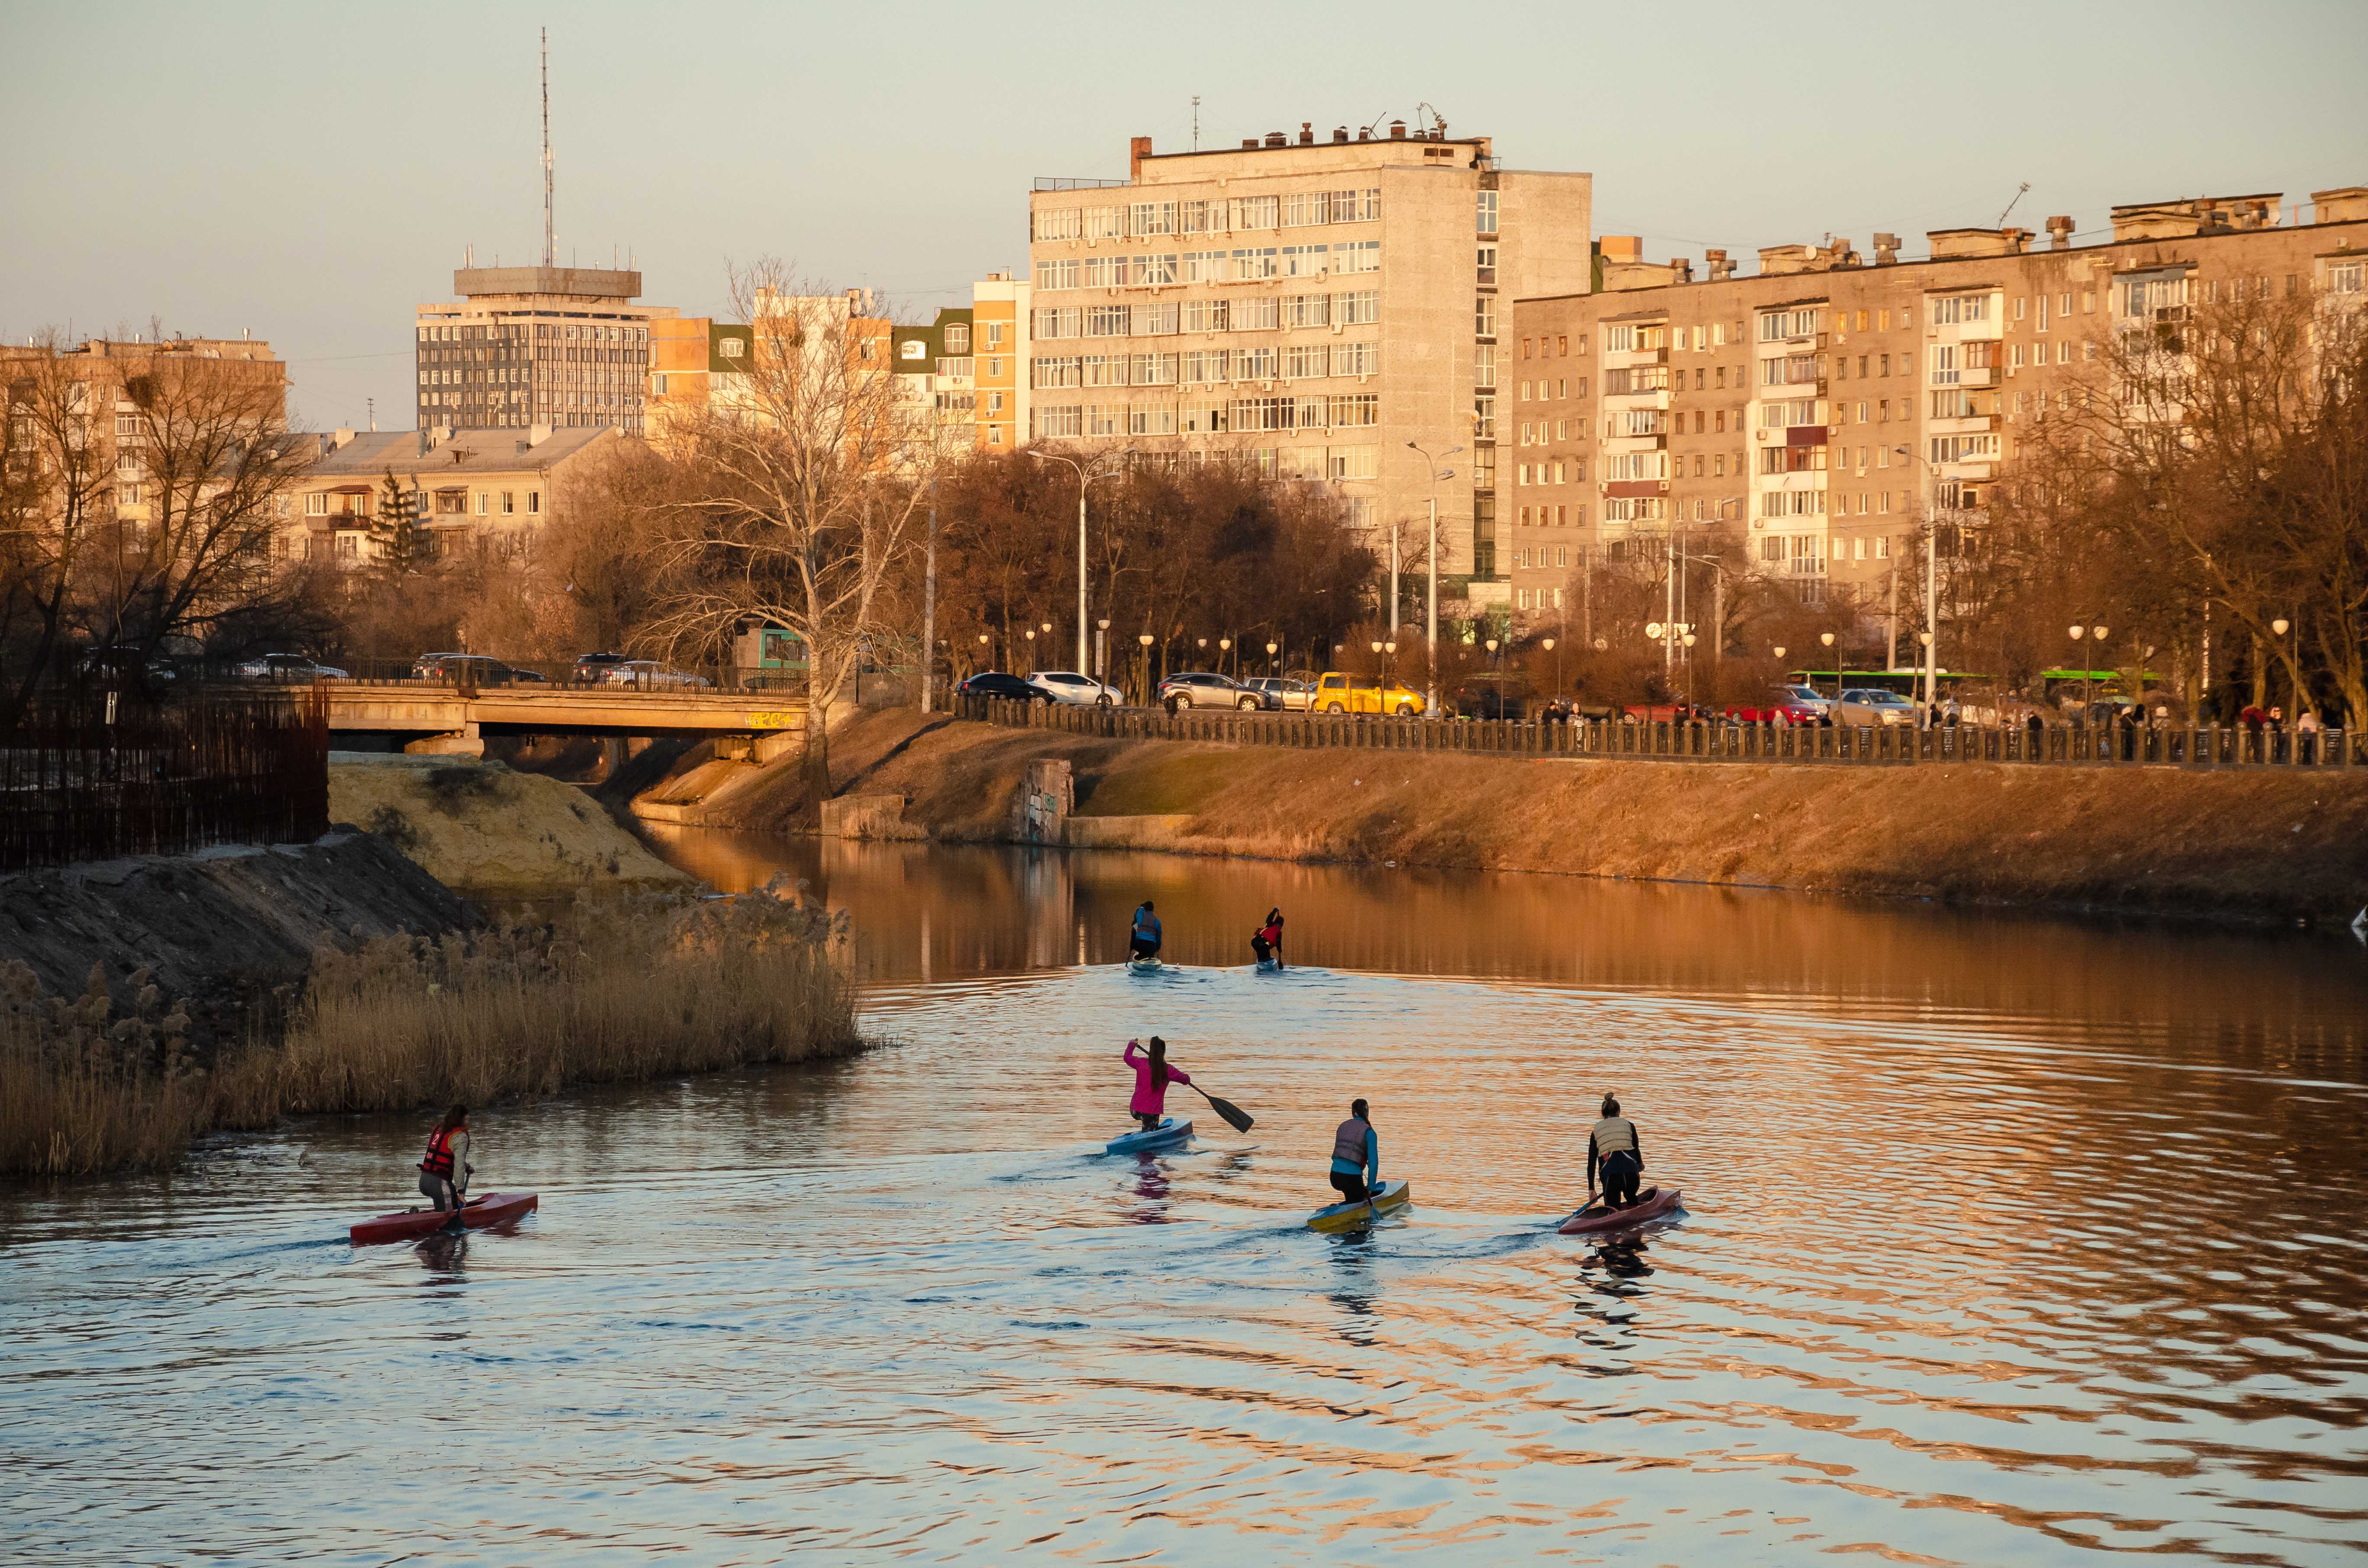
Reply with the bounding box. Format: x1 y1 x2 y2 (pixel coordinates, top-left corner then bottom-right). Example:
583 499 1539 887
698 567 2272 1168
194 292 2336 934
4 832 2365 1565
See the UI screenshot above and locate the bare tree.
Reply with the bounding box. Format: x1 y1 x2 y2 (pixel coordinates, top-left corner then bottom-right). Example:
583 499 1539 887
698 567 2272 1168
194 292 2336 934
0 334 116 716
636 263 948 798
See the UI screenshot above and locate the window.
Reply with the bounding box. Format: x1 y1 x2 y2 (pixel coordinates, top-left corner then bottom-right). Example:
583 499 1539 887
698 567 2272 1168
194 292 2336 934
1932 293 1992 326
501 491 515 515
1085 305 1130 337
1330 393 1378 427
1232 296 1280 331
1284 343 1329 379
1232 247 1281 281
1281 293 1330 329
1033 207 1082 242
1133 352 1179 385
1129 405 1178 436
1474 395 1496 440
1036 405 1083 439
1129 201 1178 237
1329 444 1378 480
306 492 328 516
1475 344 1496 389
1229 194 1279 230
943 324 971 354
1136 302 1179 335
1085 405 1122 437
2327 260 2365 295
1235 346 1277 380
1331 341 1379 376
1475 296 1496 337
650 373 669 395
1760 307 1821 341
1476 245 1498 284
1137 253 1179 286
527 491 541 514
1335 240 1380 274
1477 190 1499 236
1033 356 1083 389
1281 244 1329 279
1182 299 1227 333
985 321 1006 349
1336 290 1380 326
475 492 490 515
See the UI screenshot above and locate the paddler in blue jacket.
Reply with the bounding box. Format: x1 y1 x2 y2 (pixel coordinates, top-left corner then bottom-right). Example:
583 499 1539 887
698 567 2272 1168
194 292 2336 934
1128 900 1163 961
1329 1099 1380 1204
1586 1092 1644 1209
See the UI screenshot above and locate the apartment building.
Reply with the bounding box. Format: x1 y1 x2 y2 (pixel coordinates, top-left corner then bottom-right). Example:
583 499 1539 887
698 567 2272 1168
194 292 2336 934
1026 122 1591 604
1506 184 2368 623
887 275 1035 451
972 272 1031 449
415 266 678 437
0 334 286 533
279 424 622 566
645 317 756 450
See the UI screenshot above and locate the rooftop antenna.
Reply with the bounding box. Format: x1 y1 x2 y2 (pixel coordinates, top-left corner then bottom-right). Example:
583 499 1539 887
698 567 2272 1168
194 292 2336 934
1191 95 1200 151
541 27 555 268
1995 181 2031 230
368 397 376 432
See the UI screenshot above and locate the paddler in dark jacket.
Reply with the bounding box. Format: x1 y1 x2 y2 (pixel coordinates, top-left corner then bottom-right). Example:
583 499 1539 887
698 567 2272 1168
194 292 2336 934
1251 907 1284 968
1586 1093 1644 1208
1128 900 1163 961
1329 1099 1380 1204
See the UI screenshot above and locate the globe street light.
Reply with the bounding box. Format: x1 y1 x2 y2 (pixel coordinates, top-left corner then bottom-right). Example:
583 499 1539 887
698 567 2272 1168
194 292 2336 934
1096 617 1110 681
1265 640 1279 681
1137 632 1154 707
1219 636 1231 678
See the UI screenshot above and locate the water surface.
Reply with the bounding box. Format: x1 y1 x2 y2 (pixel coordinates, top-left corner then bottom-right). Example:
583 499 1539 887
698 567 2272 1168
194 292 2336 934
5 838 2365 1565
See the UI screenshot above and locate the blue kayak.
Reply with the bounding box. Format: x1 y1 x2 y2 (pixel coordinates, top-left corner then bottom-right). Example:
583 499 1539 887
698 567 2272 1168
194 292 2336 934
1105 1117 1192 1155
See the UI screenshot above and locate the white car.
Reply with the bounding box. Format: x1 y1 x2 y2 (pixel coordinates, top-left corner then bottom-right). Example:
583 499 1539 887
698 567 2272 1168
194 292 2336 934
1027 670 1123 706
1835 689 1918 726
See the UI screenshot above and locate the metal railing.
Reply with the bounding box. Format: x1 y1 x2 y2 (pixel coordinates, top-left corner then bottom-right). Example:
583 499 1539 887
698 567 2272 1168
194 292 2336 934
242 658 811 699
962 696 2361 771
0 691 329 871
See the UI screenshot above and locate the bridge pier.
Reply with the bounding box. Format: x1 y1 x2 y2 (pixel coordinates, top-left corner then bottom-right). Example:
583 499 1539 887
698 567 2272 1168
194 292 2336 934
404 722 483 758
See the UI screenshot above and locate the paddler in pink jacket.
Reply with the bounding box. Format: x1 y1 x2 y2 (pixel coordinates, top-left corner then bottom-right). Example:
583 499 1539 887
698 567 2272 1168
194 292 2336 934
1123 1036 1191 1132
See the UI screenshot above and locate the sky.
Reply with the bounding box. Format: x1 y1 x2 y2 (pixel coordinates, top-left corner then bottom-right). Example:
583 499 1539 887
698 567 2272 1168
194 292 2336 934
5 0 2364 433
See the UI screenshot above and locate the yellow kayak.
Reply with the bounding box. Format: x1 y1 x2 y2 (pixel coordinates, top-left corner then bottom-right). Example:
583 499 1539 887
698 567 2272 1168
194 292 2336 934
1306 1180 1412 1232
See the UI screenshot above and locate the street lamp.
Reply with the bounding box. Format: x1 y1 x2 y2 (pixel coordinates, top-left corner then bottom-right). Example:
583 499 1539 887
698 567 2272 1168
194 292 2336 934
2068 623 2109 713
1137 632 1154 707
1096 617 1110 681
1408 441 1465 716
2271 615 2296 714
1820 628 1838 702
1219 636 1231 678
1543 635 1559 697
1265 640 1279 680
1029 445 1136 674
1894 443 1942 710
1024 627 1037 674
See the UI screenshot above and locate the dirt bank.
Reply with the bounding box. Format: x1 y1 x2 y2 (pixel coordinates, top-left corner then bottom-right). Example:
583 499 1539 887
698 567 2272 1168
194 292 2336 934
331 752 690 898
645 709 2368 926
0 829 473 1051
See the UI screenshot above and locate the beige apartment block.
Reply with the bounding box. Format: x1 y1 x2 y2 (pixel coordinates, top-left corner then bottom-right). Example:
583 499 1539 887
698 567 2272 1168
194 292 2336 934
1506 185 2368 627
416 266 677 437
279 424 622 566
888 273 1036 453
1026 121 1591 607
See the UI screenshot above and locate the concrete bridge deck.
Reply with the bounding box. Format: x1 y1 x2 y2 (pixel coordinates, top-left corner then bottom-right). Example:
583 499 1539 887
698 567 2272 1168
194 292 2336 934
318 681 807 755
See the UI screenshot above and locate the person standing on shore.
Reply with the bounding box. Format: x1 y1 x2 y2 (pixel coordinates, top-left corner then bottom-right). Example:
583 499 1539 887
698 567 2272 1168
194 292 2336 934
420 1105 472 1219
1329 1099 1380 1205
1251 908 1285 968
1586 1093 1644 1210
1124 1037 1190 1132
1128 901 1163 962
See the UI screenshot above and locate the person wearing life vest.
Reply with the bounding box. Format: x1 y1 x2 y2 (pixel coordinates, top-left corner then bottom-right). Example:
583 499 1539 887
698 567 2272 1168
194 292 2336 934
1250 907 1284 968
1329 1099 1380 1204
1123 1036 1190 1132
1586 1092 1644 1209
1128 900 1163 961
419 1103 472 1216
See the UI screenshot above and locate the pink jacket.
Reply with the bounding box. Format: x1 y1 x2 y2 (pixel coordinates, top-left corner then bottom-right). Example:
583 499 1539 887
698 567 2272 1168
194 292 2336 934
1124 1041 1190 1116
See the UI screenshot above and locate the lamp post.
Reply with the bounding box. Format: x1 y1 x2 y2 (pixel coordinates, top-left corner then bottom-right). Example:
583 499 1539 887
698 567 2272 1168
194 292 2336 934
1219 636 1231 678
1096 617 1110 682
1543 636 1558 697
1137 632 1154 707
1893 443 1941 710
2271 615 2294 714
977 631 991 677
1265 640 1279 680
1029 446 1135 674
1023 627 1036 675
1820 629 1838 715
1681 632 1698 706
2069 623 2109 713
1408 441 1464 717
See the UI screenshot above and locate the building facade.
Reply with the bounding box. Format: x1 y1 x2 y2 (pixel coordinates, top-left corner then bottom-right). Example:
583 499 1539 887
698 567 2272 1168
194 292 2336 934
279 424 621 566
1505 185 2368 625
1025 123 1591 605
415 266 677 437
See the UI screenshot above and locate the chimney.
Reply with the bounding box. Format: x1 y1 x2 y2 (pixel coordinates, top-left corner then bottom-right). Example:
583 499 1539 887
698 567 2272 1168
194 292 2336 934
1705 248 1733 282
1389 119 1406 140
1671 258 1693 284
1332 125 1349 143
529 422 552 446
1129 135 1152 178
1264 131 1287 147
1298 122 1314 145
2045 215 2075 250
1241 138 1258 149
1873 232 1900 265
333 427 356 448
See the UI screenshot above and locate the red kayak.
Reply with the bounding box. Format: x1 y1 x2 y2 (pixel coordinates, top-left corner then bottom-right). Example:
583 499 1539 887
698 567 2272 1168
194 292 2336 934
349 1191 538 1247
1559 1186 1682 1235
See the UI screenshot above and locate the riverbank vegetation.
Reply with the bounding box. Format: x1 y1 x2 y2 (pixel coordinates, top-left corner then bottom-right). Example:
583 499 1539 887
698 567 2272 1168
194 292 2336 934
0 880 859 1178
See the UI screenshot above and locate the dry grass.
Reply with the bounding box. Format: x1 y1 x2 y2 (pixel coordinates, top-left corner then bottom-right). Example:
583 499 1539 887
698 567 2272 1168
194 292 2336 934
1 877 860 1178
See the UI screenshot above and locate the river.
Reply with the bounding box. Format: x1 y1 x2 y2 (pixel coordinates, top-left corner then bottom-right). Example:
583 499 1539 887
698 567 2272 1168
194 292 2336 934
4 833 2365 1565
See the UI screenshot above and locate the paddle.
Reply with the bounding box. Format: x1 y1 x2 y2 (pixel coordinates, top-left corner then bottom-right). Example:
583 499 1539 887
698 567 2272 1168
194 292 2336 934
1189 1083 1255 1133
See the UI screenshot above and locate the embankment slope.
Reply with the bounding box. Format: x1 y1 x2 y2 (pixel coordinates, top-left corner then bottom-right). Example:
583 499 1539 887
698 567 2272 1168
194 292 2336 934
672 710 2368 924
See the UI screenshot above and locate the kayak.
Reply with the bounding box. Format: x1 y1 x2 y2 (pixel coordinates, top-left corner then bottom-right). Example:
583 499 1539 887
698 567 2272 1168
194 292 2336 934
349 1191 539 1247
1105 1117 1192 1156
1306 1179 1412 1233
1126 956 1162 973
1558 1185 1682 1235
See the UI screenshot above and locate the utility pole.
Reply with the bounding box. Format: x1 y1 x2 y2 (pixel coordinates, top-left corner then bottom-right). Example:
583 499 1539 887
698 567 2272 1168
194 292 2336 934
1389 524 1399 636
920 488 937 713
1192 96 1201 151
541 29 555 267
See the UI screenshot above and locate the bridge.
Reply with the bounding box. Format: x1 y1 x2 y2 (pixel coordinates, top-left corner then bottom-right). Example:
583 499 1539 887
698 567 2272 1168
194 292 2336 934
318 681 808 758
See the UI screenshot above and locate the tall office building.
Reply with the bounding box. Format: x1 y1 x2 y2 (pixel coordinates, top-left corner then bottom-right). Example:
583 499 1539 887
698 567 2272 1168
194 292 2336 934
1026 121 1590 607
414 266 677 437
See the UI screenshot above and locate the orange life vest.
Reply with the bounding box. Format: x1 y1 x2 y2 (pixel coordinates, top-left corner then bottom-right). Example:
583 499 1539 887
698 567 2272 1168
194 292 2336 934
421 1125 458 1179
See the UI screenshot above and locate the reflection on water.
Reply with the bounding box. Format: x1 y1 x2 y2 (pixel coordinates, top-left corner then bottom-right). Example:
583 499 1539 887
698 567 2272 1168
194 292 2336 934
3 832 2365 1564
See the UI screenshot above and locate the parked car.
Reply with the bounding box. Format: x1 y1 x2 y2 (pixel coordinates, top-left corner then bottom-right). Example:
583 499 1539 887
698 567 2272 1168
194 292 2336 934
573 652 631 684
1310 671 1426 717
1834 689 1918 726
1448 677 1534 721
602 660 709 690
232 652 348 681
1028 670 1123 707
1243 676 1316 712
77 646 180 689
1157 671 1260 713
412 653 523 685
1725 684 1831 724
959 671 1055 704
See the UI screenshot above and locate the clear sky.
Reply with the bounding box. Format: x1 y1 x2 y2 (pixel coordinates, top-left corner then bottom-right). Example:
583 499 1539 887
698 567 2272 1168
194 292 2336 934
5 0 2363 432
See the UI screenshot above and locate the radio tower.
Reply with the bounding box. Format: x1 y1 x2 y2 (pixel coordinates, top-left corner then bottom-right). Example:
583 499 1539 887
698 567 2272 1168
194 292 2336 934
540 28 554 268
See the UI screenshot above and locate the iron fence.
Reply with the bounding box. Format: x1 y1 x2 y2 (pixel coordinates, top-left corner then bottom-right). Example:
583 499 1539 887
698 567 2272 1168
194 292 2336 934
0 690 330 871
963 696 2361 771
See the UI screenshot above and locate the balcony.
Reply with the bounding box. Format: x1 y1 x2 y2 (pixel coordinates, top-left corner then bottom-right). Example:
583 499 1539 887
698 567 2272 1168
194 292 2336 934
1958 366 1997 388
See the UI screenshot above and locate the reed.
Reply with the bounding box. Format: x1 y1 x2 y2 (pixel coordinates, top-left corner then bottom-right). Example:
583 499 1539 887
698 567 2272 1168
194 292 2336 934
0 880 860 1178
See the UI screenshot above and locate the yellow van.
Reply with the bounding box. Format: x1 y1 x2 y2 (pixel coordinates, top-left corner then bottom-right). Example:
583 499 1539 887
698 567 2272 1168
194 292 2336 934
1312 671 1426 717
